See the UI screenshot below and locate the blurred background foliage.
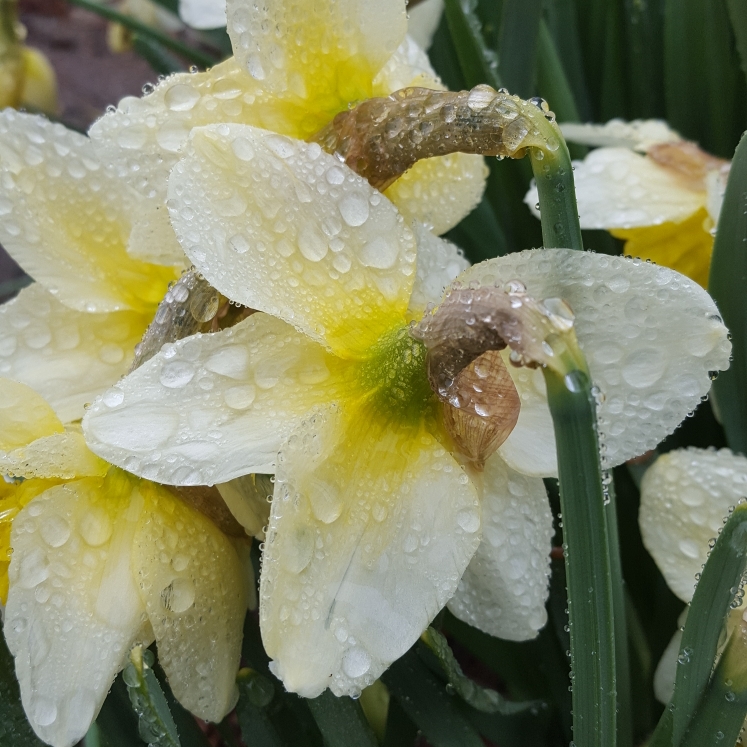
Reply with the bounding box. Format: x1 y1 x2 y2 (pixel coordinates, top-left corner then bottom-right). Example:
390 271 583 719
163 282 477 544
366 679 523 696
1 0 746 745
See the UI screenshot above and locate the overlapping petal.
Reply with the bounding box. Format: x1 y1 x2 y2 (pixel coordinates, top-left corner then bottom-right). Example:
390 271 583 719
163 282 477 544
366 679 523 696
459 249 731 474
167 125 416 357
0 284 151 423
560 119 682 151
179 0 226 29
83 312 353 485
260 403 480 697
0 376 63 449
226 0 407 112
639 448 747 603
5 473 154 747
447 454 553 641
0 110 174 313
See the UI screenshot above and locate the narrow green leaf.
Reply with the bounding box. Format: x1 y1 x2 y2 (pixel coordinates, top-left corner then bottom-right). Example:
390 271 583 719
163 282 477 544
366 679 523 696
709 131 747 455
382 698 418 747
496 0 542 98
0 275 31 302
122 646 180 747
95 675 144 747
727 0 747 86
647 705 674 747
306 691 378 747
670 502 747 744
152 661 211 747
536 20 581 124
420 628 544 715
679 620 747 747
235 670 286 747
599 1 628 120
64 0 217 69
381 649 485 747
132 34 186 75
444 196 509 263
0 623 45 747
544 367 617 747
443 0 501 89
146 0 178 13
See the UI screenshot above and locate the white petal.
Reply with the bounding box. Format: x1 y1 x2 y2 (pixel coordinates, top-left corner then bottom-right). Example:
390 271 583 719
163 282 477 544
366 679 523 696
525 148 704 230
639 448 747 603
0 110 172 313
5 473 152 747
226 0 406 99
407 222 469 318
83 313 352 485
459 249 731 471
168 125 416 357
216 474 272 539
654 621 685 705
179 0 226 28
126 199 189 268
705 164 731 226
448 454 553 640
373 35 443 92
0 376 63 449
134 483 246 722
0 284 151 423
260 404 480 698
0 432 107 480
406 0 444 51
560 119 682 151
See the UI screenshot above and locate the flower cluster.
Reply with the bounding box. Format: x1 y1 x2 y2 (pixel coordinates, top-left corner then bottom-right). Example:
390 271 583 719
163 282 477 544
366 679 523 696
0 0 735 745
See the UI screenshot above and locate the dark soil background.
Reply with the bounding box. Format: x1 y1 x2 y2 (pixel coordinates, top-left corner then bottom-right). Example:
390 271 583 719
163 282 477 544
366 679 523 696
1 0 158 297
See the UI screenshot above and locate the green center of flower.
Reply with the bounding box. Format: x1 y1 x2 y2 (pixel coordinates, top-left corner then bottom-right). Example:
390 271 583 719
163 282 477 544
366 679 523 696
357 326 436 424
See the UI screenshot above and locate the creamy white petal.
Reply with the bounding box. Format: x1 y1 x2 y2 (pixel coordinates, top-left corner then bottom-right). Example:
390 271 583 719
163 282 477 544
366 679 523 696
560 119 682 151
83 313 352 485
126 200 189 268
0 432 107 480
168 125 416 357
448 454 553 641
217 474 272 539
373 34 443 93
260 404 480 698
407 222 469 318
0 376 63 449
459 249 731 472
654 620 685 705
525 148 704 230
0 110 172 313
226 0 407 101
639 448 747 603
406 0 444 50
134 484 246 722
705 164 731 226
0 284 151 423
5 473 153 747
179 0 226 28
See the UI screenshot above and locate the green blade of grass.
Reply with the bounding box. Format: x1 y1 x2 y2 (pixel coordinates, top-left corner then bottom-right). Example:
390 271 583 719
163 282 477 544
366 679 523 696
495 0 542 98
306 692 378 747
709 131 747 455
536 19 581 124
132 34 186 75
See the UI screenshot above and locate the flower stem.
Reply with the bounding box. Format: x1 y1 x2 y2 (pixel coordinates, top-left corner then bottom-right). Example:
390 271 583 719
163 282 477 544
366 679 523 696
543 365 617 747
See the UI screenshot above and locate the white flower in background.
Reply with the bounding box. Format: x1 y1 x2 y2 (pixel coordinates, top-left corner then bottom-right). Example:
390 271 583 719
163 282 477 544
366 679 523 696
640 448 747 703
88 0 488 261
82 123 729 699
525 119 731 287
178 0 227 29
407 0 445 50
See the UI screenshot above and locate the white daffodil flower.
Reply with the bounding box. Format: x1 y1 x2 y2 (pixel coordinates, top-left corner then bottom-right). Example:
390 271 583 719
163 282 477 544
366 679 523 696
640 448 747 704
524 119 731 287
0 378 250 747
88 0 488 250
407 0 445 51
82 124 730 699
178 0 227 29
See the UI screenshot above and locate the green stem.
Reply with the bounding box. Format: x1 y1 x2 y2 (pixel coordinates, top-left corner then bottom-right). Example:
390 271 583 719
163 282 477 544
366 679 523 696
544 366 616 747
65 0 217 69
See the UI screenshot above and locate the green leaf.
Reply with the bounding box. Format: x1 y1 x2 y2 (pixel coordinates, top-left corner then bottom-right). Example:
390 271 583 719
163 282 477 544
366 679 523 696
0 622 45 747
727 0 747 87
678 619 747 747
146 0 178 13
64 0 217 70
122 646 180 747
669 502 747 744
0 275 32 302
381 698 418 747
306 691 378 747
420 628 545 715
536 20 581 124
496 0 542 98
709 131 747 455
381 648 485 747
132 34 186 75
235 670 286 747
445 196 509 262
544 366 618 747
95 675 144 747
443 0 501 89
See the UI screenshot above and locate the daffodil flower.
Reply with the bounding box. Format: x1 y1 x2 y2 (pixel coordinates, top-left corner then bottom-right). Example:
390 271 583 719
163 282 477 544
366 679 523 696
524 119 730 287
82 123 730 698
0 108 180 423
639 447 747 703
0 378 250 747
88 0 488 255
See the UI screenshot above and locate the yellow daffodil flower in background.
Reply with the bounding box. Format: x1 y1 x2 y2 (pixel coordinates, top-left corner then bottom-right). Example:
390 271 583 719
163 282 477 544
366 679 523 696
82 124 730 699
639 448 747 703
87 0 489 262
0 378 249 747
0 0 57 115
524 119 730 287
